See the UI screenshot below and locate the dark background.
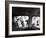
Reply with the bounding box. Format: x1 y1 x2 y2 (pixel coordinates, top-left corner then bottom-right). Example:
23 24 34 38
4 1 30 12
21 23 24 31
12 7 40 31
12 7 40 16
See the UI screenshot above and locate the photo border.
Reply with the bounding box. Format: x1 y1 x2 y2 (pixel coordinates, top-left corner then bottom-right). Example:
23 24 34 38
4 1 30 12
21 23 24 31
5 1 45 37
9 3 43 35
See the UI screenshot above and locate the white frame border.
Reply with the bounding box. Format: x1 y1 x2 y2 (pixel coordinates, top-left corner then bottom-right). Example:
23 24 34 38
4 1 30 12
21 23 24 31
9 3 43 35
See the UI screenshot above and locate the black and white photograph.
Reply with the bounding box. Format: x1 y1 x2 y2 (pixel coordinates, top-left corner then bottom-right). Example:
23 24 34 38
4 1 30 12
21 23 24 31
5 1 45 37
12 7 40 31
